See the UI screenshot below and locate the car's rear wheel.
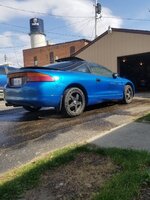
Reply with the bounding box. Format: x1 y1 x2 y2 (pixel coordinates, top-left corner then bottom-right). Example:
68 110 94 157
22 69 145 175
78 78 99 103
62 87 86 117
123 85 134 104
23 106 41 112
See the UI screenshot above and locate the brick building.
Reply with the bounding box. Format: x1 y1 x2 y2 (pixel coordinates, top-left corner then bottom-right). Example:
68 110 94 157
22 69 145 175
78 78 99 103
23 39 90 67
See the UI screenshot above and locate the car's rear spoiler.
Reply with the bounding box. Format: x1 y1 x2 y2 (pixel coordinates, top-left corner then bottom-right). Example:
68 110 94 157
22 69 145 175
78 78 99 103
56 57 84 62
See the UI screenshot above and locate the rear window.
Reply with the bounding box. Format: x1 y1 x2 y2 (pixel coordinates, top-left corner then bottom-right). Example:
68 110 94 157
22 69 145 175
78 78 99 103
45 61 84 71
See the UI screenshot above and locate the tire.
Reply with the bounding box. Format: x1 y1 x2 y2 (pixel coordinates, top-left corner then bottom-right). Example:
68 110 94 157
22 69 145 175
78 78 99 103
123 85 134 104
23 106 41 112
62 87 86 117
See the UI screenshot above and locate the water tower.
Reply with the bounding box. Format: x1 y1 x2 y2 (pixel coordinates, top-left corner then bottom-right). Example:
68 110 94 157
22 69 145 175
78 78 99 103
29 18 46 48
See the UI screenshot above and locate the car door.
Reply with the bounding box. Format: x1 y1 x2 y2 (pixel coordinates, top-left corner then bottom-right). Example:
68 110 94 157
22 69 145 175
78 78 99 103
88 63 123 101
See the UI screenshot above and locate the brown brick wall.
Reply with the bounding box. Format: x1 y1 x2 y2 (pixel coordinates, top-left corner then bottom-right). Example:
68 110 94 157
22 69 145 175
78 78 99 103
23 40 89 67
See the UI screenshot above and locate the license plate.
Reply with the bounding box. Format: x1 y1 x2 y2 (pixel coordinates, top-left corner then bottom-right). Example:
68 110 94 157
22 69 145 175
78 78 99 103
12 78 22 86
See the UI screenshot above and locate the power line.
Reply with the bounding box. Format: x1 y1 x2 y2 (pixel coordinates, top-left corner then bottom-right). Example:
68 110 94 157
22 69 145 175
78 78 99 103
0 44 27 49
0 19 93 39
91 21 96 39
47 18 93 31
46 30 92 39
102 15 150 22
1 3 150 22
0 4 93 19
0 46 23 49
1 3 150 23
74 18 94 36
0 22 26 29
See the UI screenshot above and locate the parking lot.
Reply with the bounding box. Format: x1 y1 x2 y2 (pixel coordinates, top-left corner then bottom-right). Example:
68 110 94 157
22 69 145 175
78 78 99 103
0 95 150 174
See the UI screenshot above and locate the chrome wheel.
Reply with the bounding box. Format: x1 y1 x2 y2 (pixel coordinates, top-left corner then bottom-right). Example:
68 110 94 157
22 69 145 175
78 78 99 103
124 85 134 104
62 87 85 117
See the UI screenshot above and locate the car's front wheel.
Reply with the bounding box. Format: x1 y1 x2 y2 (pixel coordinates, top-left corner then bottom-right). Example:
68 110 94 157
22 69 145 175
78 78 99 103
23 106 41 112
123 85 134 104
62 87 86 117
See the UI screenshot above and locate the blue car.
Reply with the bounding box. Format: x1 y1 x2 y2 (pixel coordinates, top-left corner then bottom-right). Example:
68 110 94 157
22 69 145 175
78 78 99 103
4 58 134 117
0 65 16 99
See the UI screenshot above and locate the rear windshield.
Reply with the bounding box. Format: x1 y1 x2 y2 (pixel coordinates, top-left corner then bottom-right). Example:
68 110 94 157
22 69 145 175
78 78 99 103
44 61 84 71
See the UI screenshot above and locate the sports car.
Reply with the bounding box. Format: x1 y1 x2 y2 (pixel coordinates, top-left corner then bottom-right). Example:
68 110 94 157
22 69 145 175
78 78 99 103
4 58 134 117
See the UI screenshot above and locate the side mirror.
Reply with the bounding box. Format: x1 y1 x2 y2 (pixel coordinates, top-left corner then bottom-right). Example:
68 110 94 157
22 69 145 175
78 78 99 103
113 73 118 79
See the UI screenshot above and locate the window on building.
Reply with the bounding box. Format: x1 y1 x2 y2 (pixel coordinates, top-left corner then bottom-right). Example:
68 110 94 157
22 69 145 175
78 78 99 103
70 46 75 56
50 52 54 63
33 56 38 66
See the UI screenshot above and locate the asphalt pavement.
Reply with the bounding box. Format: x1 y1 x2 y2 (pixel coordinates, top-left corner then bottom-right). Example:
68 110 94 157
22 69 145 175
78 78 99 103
0 94 150 175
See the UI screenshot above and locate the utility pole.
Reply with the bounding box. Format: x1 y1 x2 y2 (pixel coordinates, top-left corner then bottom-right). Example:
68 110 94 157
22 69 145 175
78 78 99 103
95 0 98 39
94 0 101 39
4 54 7 64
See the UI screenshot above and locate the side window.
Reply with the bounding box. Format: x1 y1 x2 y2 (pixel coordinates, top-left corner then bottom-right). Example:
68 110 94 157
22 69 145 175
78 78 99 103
73 64 90 73
89 64 112 77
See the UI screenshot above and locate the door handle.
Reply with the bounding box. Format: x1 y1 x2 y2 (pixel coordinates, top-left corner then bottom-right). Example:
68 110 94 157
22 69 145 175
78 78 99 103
96 78 101 82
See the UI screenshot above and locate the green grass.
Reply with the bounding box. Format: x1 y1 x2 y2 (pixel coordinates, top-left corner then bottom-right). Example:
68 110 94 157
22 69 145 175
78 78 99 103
137 113 150 122
0 145 150 200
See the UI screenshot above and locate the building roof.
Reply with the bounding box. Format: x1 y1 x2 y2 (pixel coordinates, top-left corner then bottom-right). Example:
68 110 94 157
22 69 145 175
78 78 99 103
24 39 91 51
49 39 90 47
73 28 150 56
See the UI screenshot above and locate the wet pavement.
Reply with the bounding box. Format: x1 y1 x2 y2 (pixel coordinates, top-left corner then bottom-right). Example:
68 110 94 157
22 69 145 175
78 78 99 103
0 101 136 149
0 96 150 174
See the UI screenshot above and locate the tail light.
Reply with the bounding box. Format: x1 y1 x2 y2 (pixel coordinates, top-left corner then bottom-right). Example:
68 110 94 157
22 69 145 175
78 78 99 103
8 72 56 87
26 72 55 82
9 72 55 83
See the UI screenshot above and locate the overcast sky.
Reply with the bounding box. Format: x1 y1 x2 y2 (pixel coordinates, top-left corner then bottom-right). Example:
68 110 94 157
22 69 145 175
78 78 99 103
0 0 150 67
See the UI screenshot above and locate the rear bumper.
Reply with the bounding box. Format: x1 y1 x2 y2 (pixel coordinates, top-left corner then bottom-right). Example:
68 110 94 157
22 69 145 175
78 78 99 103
4 82 62 108
5 95 60 108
